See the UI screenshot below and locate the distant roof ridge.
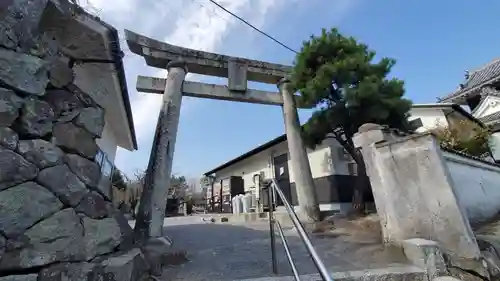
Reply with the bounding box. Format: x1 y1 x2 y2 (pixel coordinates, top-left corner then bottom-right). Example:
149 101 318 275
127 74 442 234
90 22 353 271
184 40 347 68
470 57 500 74
439 57 500 102
413 103 455 107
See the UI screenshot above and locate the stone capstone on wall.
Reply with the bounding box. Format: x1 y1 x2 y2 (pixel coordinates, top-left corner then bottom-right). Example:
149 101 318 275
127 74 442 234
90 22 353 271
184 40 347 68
0 1 149 279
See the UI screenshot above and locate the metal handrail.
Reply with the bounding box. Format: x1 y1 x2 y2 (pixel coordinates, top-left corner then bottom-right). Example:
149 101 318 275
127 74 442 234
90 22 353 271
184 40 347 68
266 179 334 281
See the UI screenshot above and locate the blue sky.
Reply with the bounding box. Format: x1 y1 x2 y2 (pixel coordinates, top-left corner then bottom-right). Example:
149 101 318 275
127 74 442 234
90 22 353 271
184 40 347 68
87 0 500 179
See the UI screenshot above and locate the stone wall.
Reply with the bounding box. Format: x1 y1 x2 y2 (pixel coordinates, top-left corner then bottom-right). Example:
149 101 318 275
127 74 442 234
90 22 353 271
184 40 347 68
0 1 148 280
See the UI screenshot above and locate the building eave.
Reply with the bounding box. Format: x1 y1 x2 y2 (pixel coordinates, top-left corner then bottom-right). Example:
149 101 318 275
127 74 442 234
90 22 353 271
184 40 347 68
74 7 138 150
412 103 485 128
203 134 287 176
439 79 499 104
105 26 138 150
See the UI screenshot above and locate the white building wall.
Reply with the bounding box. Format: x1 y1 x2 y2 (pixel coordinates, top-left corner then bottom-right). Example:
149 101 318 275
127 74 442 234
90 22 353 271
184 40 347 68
323 138 352 176
443 151 500 224
96 118 118 163
408 108 448 133
214 137 350 190
210 137 356 213
214 150 273 193
288 144 333 183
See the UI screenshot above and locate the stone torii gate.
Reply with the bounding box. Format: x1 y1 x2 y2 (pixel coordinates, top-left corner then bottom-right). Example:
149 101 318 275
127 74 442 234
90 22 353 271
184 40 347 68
126 30 320 238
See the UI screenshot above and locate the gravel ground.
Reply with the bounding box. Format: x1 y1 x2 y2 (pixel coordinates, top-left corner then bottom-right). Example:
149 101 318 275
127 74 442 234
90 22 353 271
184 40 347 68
159 215 409 281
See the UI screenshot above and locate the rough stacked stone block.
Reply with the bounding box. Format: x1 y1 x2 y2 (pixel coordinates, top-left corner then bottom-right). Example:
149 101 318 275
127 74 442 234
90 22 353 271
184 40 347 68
0 1 148 280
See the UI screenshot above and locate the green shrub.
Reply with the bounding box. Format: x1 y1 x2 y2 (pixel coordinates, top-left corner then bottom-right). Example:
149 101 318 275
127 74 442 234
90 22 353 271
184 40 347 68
433 120 492 157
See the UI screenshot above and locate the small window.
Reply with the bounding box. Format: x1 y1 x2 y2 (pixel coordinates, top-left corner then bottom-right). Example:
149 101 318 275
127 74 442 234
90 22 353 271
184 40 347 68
98 153 114 197
95 149 104 167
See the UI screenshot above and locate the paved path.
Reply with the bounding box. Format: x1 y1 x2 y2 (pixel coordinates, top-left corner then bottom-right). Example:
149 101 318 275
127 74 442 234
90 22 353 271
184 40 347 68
160 215 409 281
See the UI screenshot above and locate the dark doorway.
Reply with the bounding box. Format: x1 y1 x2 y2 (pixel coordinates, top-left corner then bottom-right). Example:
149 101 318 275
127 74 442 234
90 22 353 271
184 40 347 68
273 153 292 206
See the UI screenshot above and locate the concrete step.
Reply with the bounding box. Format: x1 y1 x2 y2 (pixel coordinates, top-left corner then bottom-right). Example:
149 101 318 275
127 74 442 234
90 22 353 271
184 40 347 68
233 265 427 281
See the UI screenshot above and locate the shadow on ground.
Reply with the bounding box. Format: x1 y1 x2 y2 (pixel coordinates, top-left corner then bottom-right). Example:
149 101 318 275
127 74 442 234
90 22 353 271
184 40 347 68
160 215 409 281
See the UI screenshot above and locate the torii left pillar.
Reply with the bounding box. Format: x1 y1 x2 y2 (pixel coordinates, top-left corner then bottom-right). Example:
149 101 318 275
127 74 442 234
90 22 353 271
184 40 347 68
135 61 187 239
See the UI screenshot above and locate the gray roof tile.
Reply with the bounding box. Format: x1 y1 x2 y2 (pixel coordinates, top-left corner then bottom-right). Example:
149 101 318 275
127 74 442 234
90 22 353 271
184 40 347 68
440 58 500 102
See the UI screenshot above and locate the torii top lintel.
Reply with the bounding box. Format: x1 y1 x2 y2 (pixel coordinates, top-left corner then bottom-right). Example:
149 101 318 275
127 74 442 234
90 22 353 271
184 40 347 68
125 30 292 85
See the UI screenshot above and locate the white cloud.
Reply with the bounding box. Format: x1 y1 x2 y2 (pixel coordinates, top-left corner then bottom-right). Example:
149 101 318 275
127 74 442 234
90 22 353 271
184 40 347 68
86 0 284 175
130 0 258 139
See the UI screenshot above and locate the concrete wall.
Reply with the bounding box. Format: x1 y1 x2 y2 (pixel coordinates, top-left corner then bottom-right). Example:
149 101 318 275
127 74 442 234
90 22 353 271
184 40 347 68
353 127 483 271
213 147 273 193
214 138 352 189
490 132 500 160
443 151 500 224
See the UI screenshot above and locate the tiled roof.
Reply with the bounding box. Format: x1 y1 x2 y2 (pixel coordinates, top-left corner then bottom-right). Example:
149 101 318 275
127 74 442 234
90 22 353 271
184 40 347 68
440 58 500 102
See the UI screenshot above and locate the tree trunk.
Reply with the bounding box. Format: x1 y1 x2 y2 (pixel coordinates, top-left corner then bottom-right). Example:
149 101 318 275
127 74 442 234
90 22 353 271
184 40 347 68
331 135 370 216
351 149 368 214
339 136 368 215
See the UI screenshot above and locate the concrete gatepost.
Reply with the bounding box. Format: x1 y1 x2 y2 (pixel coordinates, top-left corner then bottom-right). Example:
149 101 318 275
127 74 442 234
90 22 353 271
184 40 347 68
148 61 187 237
352 124 488 277
403 238 449 280
278 78 320 222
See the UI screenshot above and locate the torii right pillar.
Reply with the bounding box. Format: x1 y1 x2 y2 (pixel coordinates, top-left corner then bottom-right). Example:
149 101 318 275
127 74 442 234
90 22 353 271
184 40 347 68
278 78 320 221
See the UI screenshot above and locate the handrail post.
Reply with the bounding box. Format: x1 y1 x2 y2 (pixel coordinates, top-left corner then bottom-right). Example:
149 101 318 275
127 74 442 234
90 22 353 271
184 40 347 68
268 183 278 274
269 179 334 281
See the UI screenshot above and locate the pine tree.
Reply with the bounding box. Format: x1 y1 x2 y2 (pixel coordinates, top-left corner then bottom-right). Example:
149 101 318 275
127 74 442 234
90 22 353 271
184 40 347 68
292 28 412 214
